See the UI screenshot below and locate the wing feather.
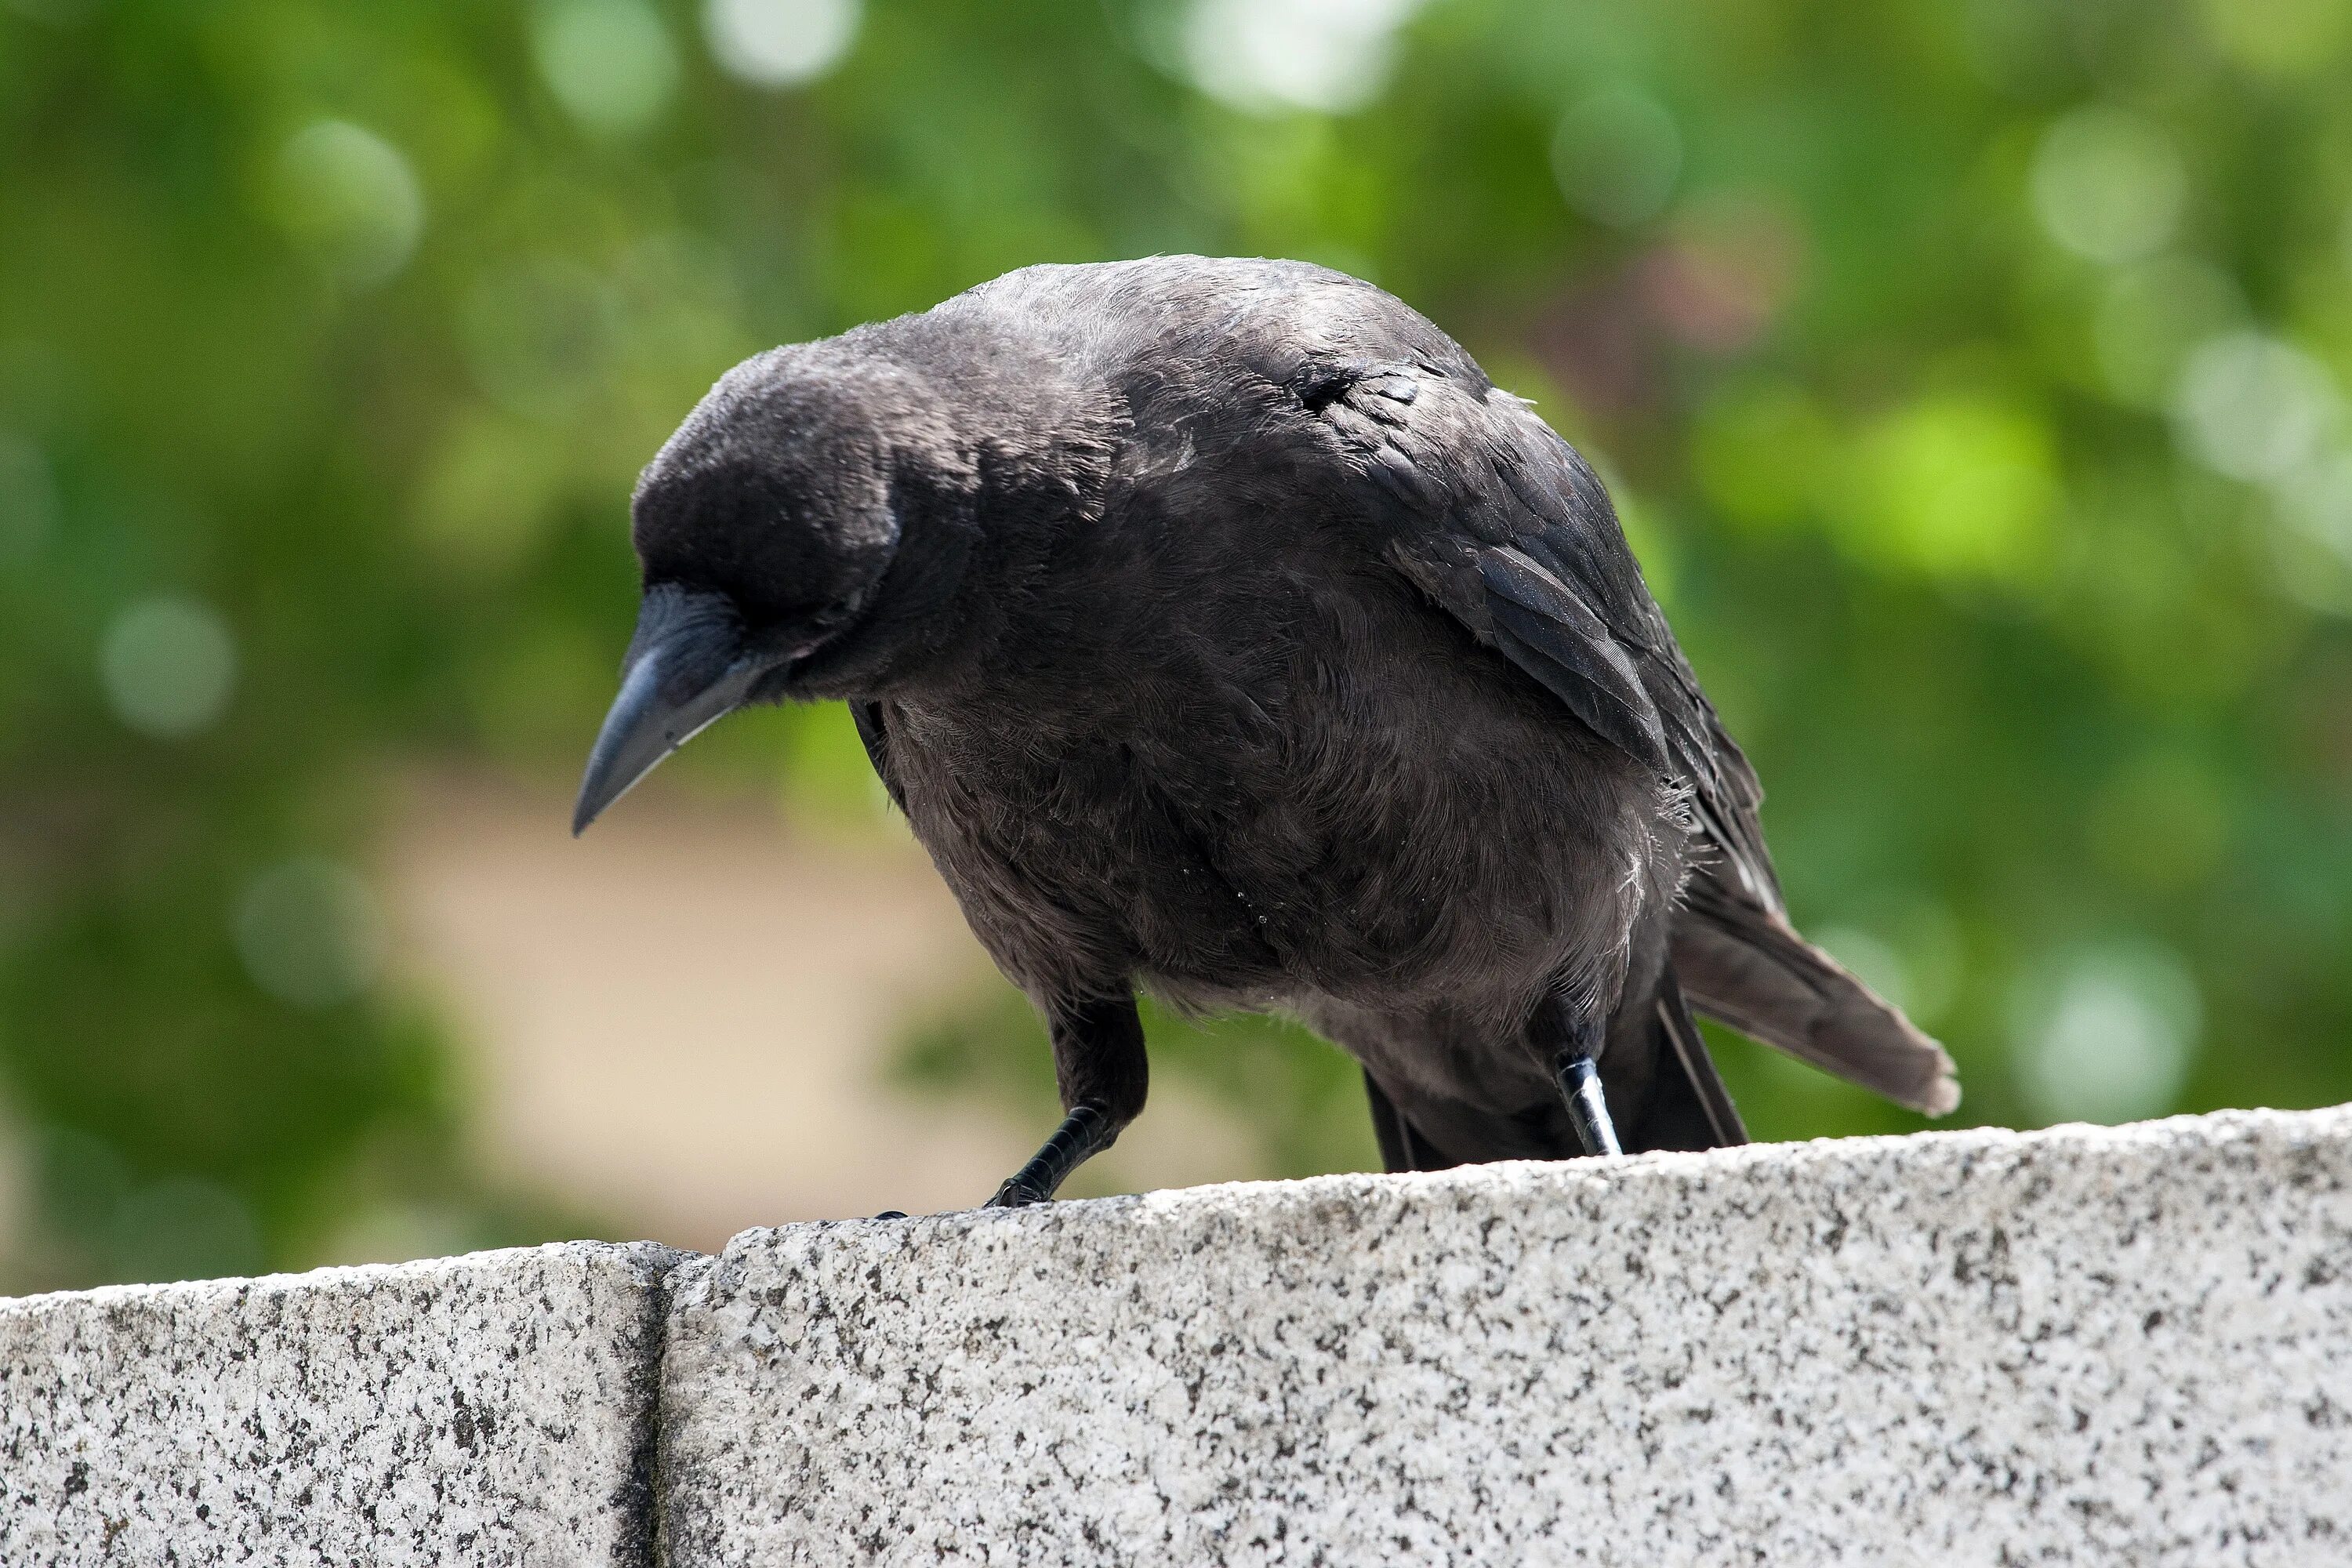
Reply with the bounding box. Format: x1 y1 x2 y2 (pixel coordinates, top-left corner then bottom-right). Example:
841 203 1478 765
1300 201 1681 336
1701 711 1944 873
1303 354 1956 1114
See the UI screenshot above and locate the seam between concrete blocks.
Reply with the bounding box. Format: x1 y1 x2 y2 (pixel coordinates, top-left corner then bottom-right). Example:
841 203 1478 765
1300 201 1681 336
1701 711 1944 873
617 1245 696 1568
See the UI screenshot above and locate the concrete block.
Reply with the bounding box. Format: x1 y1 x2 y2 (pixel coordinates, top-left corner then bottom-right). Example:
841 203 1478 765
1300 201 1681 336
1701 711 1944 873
659 1107 2352 1566
1 1240 679 1566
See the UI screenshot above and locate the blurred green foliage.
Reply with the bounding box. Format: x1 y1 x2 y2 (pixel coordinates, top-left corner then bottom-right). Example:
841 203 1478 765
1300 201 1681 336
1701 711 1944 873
3 0 2350 1287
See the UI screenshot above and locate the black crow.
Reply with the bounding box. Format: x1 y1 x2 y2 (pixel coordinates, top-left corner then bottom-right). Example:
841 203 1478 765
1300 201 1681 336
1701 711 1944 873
575 257 1957 1205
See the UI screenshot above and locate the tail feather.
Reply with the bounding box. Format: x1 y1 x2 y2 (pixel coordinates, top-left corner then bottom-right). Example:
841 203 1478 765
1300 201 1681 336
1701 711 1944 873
1362 1069 1460 1171
1671 877 1961 1117
1653 965 1748 1147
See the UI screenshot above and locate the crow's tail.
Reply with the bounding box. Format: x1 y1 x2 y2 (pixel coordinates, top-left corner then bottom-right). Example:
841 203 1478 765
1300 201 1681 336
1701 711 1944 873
1646 963 1747 1148
1671 875 1961 1117
1363 1069 1461 1172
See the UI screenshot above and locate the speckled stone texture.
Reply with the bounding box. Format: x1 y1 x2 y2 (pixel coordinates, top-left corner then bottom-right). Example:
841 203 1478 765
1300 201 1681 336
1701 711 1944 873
0 1241 680 1566
660 1107 2352 1566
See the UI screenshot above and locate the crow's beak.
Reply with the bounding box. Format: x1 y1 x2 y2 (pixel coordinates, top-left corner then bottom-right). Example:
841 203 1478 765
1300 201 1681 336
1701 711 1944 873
572 586 766 836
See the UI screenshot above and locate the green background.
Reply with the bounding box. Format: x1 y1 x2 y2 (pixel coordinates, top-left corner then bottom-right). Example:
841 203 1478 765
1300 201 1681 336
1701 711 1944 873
4 0 2350 1288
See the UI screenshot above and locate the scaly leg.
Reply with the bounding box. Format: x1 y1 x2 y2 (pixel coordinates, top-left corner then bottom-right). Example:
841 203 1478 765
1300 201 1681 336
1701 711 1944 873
985 992 1149 1207
1534 994 1624 1157
1553 1050 1624 1156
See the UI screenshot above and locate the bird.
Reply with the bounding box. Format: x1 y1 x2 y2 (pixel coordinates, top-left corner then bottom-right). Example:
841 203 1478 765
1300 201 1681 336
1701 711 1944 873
572 256 1958 1207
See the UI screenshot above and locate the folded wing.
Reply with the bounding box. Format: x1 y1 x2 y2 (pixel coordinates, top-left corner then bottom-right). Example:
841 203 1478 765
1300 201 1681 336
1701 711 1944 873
1302 349 1958 1116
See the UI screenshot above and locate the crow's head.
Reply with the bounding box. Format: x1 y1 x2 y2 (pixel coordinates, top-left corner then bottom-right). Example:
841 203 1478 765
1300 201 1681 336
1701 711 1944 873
572 343 978 833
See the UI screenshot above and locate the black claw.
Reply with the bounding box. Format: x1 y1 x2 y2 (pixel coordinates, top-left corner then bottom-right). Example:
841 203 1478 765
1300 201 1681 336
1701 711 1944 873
986 1182 1048 1210
1556 1052 1624 1157
869 1210 909 1221
985 1102 1113 1208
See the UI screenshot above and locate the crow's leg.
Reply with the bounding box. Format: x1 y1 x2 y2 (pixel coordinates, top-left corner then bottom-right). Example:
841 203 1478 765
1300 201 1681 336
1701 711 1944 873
988 1105 1114 1208
1555 1049 1624 1156
1533 993 1624 1157
987 992 1148 1207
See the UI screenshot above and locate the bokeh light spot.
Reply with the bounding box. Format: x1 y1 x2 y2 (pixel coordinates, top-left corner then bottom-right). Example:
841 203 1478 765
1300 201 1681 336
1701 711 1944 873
2029 106 2186 265
2012 939 2200 1125
2278 448 2352 566
273 121 425 289
1842 394 2058 581
1184 0 1425 116
2270 447 2352 616
533 0 681 136
1552 85 1682 228
2172 332 2339 482
100 594 238 740
234 858 387 1011
704 0 862 86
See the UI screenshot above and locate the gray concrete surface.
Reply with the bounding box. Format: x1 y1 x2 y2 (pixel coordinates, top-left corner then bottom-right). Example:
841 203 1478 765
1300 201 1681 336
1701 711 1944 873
6 1109 2348 1566
659 1107 2352 1566
0 1240 678 1567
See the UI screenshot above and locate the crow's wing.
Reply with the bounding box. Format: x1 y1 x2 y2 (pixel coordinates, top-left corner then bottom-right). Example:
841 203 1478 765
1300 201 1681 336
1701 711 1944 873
1303 359 1958 1116
1307 360 1780 908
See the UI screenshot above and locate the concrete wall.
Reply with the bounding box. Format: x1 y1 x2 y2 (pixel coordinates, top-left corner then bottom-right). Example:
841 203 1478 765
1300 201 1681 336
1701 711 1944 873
1 1241 678 1566
5 1106 2349 1566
